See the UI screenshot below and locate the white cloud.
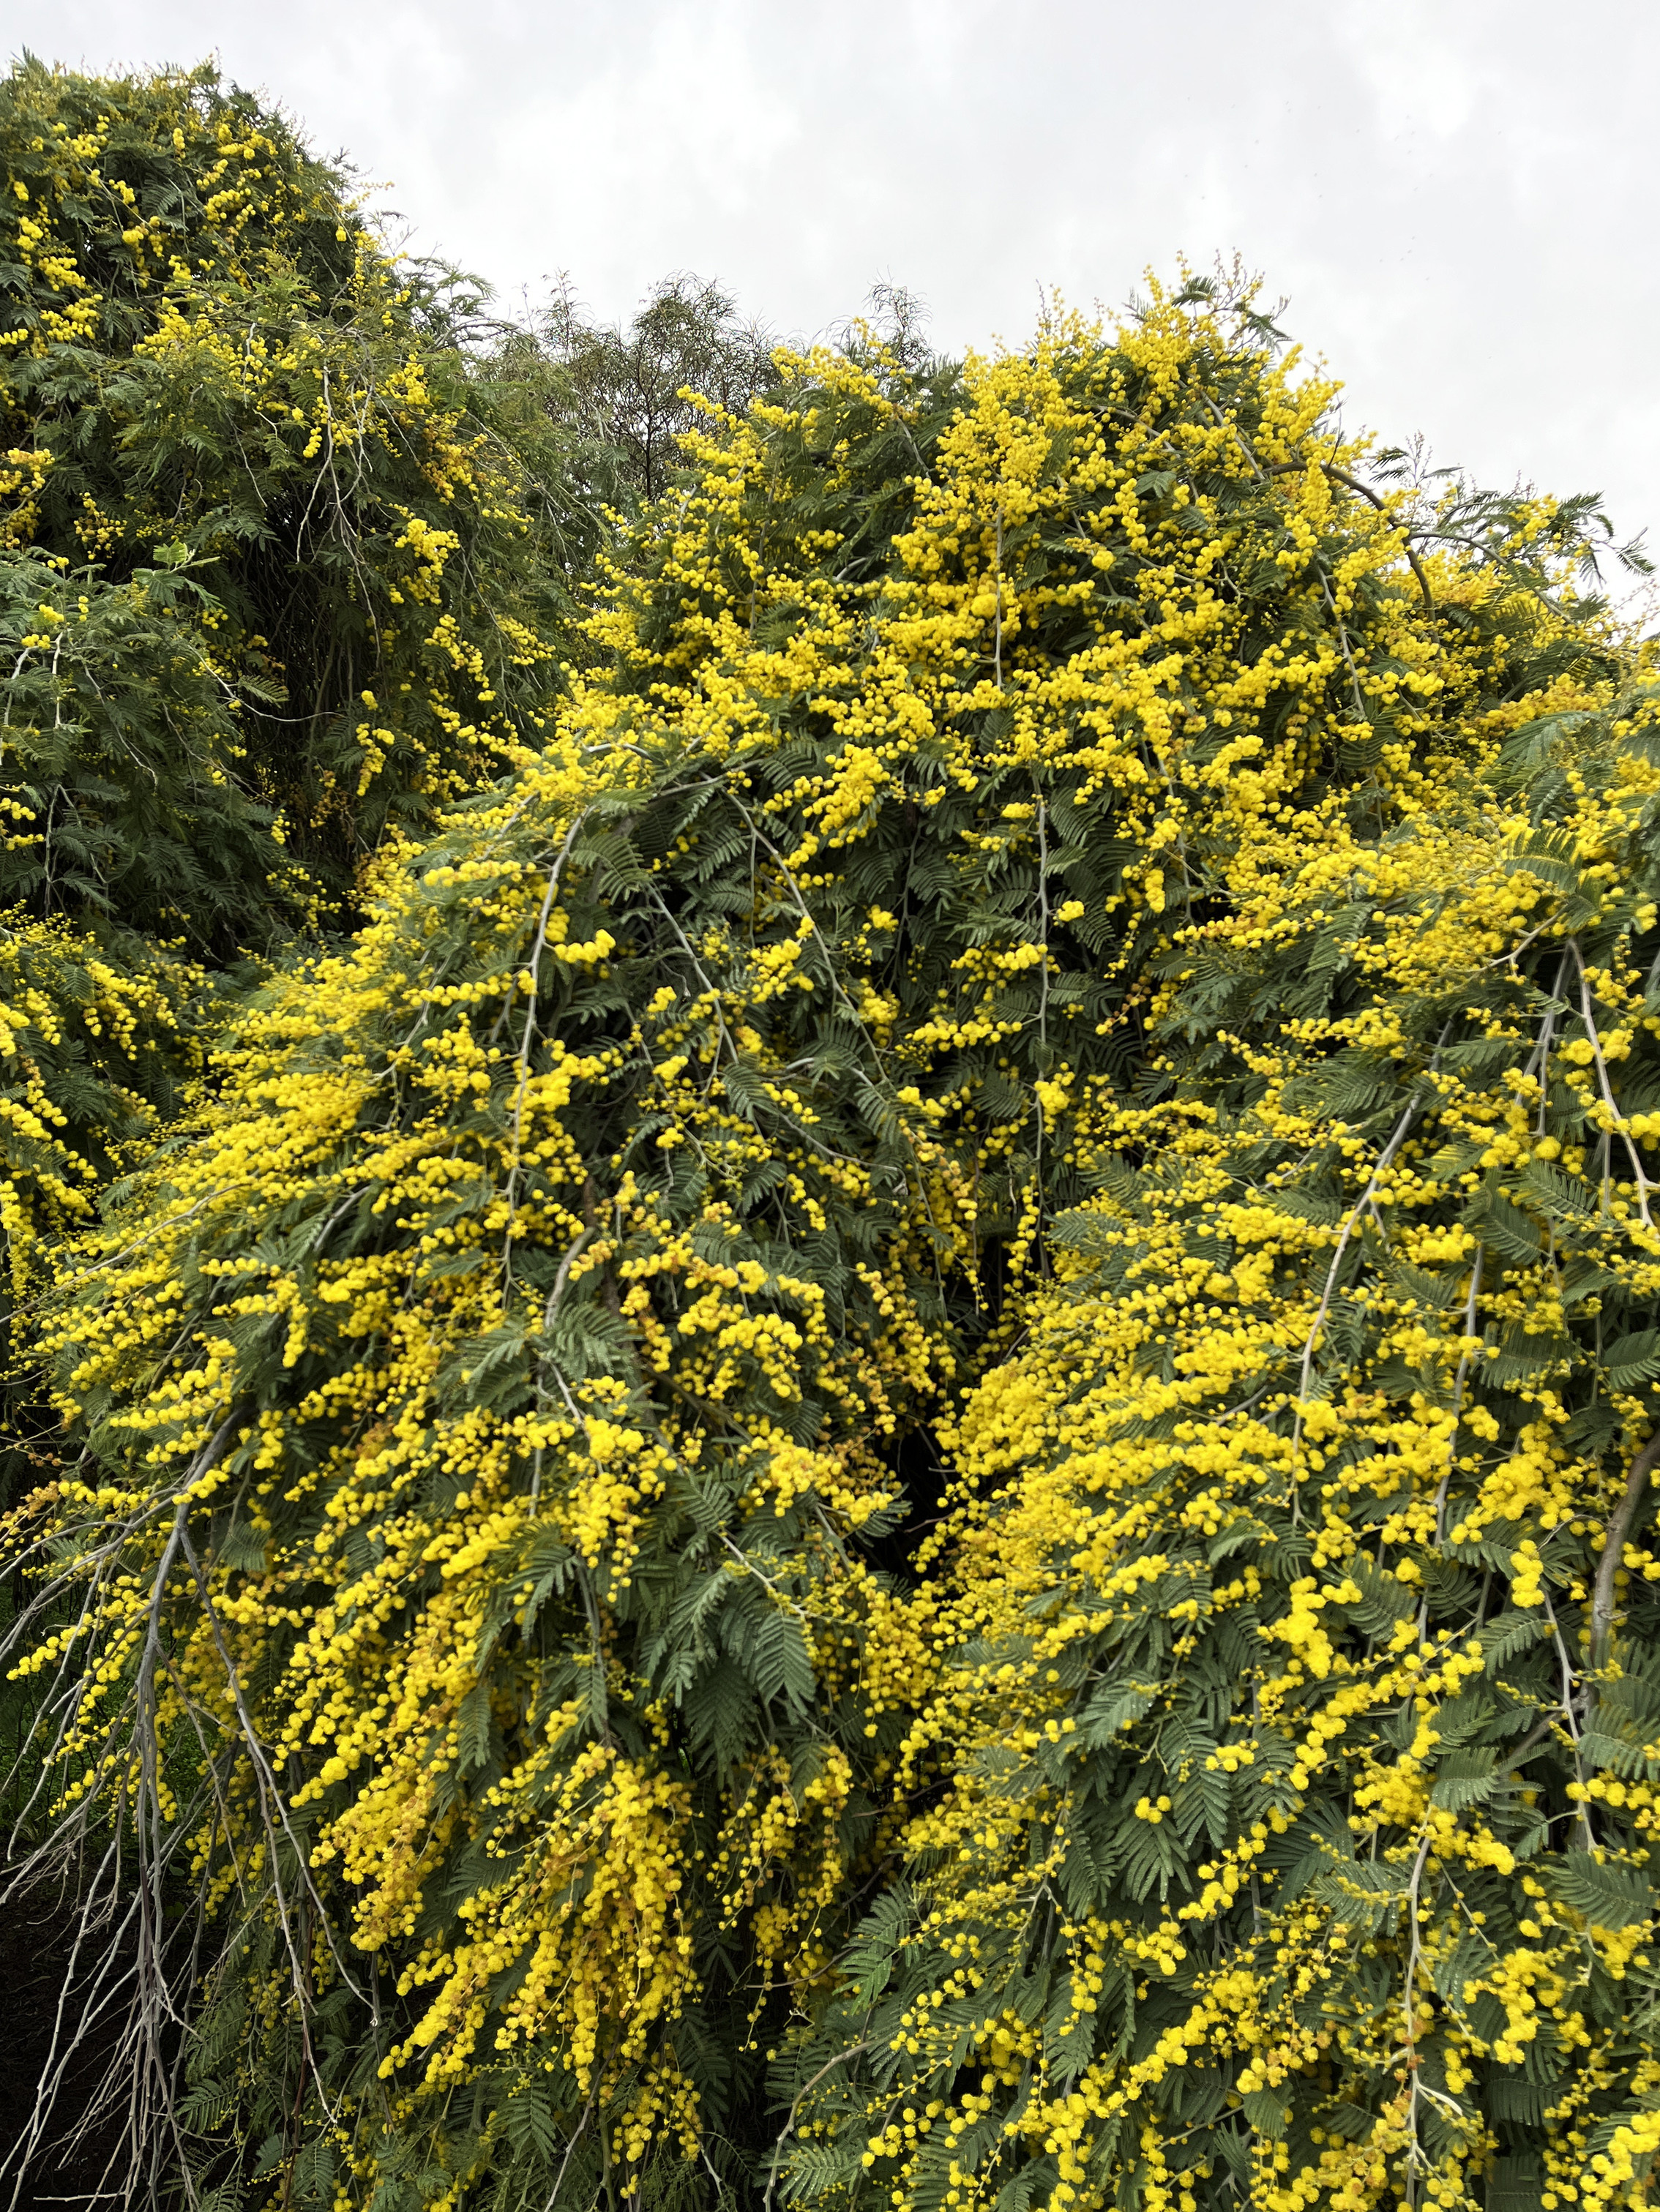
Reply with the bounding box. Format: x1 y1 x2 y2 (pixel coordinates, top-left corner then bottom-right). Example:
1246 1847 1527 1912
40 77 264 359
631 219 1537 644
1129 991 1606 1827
1339 0 1490 144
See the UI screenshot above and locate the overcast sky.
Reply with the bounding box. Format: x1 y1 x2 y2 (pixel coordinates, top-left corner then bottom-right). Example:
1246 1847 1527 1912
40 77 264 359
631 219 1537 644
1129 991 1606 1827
17 0 1660 562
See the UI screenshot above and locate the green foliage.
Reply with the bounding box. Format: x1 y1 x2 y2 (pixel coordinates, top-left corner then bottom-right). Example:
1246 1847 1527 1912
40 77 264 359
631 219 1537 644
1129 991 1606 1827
0 909 210 1496
0 56 585 952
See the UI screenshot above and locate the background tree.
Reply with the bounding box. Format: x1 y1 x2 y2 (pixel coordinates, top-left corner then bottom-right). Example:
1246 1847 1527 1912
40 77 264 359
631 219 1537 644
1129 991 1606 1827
0 56 593 954
529 270 778 505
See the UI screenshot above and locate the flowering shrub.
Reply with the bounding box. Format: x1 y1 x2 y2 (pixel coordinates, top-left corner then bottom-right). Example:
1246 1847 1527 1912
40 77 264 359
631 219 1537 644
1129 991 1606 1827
0 57 578 951
0 56 591 1494
11 276 1660 2212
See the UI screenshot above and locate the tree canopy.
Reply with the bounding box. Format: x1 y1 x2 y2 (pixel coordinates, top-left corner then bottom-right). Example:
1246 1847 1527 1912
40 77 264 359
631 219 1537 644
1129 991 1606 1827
0 53 627 1430
0 55 586 953
531 271 779 507
8 56 1660 2212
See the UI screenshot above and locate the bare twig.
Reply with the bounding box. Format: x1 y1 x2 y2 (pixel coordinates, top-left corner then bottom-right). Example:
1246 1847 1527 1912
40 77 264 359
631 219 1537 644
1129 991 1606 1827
1292 1100 1421 1476
1569 940 1658 1234
1590 1430 1660 1690
760 2042 870 2212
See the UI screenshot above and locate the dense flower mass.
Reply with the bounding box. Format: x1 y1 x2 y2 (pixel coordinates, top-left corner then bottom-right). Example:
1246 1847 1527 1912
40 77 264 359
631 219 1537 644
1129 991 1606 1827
0 54 589 1485
10 246 1660 2212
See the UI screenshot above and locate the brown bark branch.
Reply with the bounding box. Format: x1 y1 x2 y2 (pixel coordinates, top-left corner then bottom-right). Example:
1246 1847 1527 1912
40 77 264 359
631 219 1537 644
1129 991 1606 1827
1262 460 1435 609
1590 1428 1660 1681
